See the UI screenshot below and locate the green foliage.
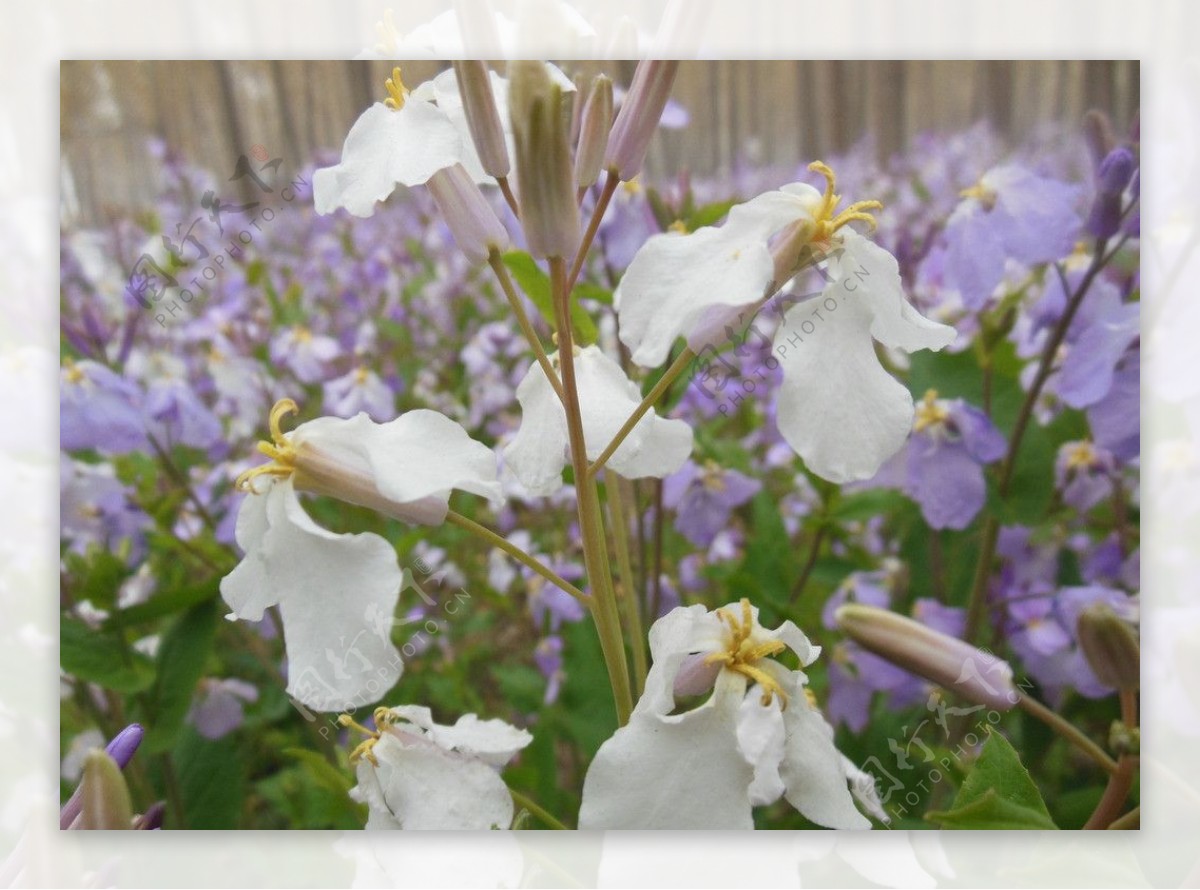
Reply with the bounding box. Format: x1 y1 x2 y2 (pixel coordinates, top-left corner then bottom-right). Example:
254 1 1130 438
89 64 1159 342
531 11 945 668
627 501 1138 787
60 617 156 694
926 731 1058 829
144 599 219 753
501 250 599 345
173 727 247 829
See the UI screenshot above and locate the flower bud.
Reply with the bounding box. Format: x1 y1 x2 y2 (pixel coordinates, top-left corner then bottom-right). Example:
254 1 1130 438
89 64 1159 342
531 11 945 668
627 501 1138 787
77 750 134 829
604 60 680 181
451 60 510 179
427 163 510 263
835 604 1018 711
1097 147 1136 196
1083 109 1116 171
575 75 613 189
60 723 143 829
509 61 580 259
672 652 721 698
1077 602 1140 691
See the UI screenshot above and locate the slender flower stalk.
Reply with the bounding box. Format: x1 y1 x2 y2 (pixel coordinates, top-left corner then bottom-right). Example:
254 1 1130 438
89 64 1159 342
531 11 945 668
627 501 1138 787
605 472 647 694
550 257 633 725
487 250 565 404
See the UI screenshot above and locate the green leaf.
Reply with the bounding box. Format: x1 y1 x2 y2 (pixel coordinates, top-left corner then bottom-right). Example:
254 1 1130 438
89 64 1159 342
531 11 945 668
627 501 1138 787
112 581 218 626
925 731 1058 829
686 198 738 230
60 617 156 694
144 599 219 753
501 251 598 345
173 727 246 828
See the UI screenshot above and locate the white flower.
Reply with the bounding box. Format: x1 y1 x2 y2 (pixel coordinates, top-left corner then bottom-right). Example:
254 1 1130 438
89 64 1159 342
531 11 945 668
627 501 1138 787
578 600 872 829
503 345 693 496
314 64 574 218
614 162 955 483
346 705 532 830
774 229 956 482
220 400 501 712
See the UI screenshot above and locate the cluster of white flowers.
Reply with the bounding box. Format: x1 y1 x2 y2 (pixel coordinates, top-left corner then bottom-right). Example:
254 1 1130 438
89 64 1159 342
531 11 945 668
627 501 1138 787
219 59 952 830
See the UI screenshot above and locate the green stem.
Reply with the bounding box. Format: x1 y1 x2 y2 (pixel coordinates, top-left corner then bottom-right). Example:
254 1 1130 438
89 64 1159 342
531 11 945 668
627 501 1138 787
606 472 647 695
549 256 633 726
788 523 827 605
488 250 564 404
964 239 1115 643
445 510 589 605
497 176 520 219
587 347 696 479
567 172 618 293
1084 688 1139 829
510 789 570 830
1017 693 1118 775
1107 807 1139 830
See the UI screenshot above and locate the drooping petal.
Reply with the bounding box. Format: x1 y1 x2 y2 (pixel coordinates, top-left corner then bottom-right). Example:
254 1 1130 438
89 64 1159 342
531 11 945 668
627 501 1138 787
387 705 532 768
355 731 515 830
906 438 989 530
942 203 1008 309
774 297 917 484
777 674 871 829
736 691 787 806
616 188 819 367
219 478 404 712
313 101 465 217
503 346 693 496
1056 301 1139 409
294 410 502 524
578 671 754 829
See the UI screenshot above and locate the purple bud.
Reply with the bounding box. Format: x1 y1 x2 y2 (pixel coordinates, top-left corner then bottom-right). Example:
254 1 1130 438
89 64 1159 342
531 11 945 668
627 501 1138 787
836 604 1018 711
1082 109 1115 171
134 800 167 830
427 163 510 264
1087 194 1122 241
60 724 143 829
575 75 613 189
1097 147 1136 196
452 60 510 179
604 60 680 181
672 652 721 698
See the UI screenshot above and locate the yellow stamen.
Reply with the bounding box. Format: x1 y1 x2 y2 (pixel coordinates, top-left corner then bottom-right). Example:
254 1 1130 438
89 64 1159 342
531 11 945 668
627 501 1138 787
384 66 408 111
354 366 370 385
704 598 789 707
339 713 385 766
63 357 84 385
808 160 884 243
912 389 950 433
1065 441 1098 470
667 219 688 234
960 180 998 211
234 398 300 492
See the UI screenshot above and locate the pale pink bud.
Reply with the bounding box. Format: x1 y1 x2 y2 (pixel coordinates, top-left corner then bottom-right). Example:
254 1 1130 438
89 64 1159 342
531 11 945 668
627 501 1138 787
509 61 580 259
672 652 721 698
575 75 613 189
1077 603 1140 691
836 604 1018 711
426 163 510 264
604 60 679 181
452 60 510 179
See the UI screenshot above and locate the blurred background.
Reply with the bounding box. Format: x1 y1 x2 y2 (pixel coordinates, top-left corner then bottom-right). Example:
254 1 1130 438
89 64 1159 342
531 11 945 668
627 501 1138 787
60 60 1138 227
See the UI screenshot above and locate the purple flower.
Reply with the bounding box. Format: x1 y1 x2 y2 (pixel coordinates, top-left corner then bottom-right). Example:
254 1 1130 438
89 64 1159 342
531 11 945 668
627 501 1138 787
269 325 340 383
534 635 564 705
60 723 144 829
61 360 148 453
1086 147 1136 241
188 678 259 739
663 460 761 548
943 164 1082 308
1088 351 1140 462
868 392 1005 530
144 377 223 450
323 366 396 421
1055 440 1117 510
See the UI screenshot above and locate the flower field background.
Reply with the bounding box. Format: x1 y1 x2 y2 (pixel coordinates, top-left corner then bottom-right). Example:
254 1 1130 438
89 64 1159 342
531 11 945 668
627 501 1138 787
59 60 1140 830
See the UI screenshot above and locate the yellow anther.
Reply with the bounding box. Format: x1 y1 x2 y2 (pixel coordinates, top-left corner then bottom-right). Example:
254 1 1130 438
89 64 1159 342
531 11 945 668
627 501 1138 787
622 176 643 195
807 161 883 243
960 180 998 211
339 713 383 766
912 389 950 433
704 598 789 708
234 398 301 492
701 460 727 492
668 220 688 234
293 326 313 343
1064 441 1098 470
384 67 409 111
63 358 85 384
354 366 370 385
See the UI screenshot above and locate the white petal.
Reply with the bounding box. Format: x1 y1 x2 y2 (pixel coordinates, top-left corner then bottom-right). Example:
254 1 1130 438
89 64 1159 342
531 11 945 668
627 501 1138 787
503 347 692 496
313 101 464 217
778 677 870 829
296 410 502 524
578 672 754 829
219 486 278 621
773 294 917 484
224 478 404 712
638 604 726 715
385 705 532 768
842 754 890 823
737 694 787 806
616 189 815 367
837 230 956 353
358 732 515 830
